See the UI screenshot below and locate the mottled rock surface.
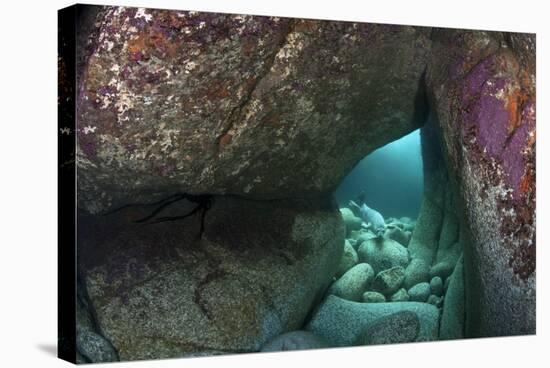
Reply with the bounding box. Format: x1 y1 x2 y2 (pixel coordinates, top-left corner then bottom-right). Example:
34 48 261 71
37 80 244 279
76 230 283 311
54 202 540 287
76 8 431 214
427 29 536 336
79 196 343 360
430 276 444 297
335 239 359 277
440 255 465 339
372 266 405 296
385 226 411 247
305 295 439 346
408 282 431 302
76 329 119 363
357 238 409 274
328 263 374 302
403 258 430 290
390 288 410 302
261 331 330 352
362 291 386 303
356 311 420 345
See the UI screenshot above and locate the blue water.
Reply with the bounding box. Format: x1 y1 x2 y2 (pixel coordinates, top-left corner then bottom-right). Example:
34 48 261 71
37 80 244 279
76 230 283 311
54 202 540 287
334 129 423 219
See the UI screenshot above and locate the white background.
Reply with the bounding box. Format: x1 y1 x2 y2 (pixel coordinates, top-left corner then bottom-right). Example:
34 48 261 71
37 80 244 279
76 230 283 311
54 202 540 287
0 0 547 367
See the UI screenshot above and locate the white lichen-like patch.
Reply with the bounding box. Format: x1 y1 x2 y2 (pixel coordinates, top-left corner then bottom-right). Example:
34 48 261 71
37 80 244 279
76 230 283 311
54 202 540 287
105 41 115 52
156 126 180 153
243 183 253 193
231 159 251 176
276 31 305 61
135 8 153 22
83 126 97 134
114 87 136 123
184 61 197 73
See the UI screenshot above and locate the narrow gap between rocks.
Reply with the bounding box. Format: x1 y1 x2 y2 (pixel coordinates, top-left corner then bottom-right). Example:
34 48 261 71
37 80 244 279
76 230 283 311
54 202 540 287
297 125 465 346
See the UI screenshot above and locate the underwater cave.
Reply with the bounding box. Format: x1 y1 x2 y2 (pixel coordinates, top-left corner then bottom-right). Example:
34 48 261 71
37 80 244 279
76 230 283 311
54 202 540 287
63 6 536 364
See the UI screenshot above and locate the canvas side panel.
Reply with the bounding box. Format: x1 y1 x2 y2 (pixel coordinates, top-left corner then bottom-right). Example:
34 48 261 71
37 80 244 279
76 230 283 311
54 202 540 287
58 4 77 364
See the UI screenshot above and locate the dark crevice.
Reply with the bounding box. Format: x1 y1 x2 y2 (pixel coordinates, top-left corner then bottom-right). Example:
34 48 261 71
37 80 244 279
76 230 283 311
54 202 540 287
193 266 227 321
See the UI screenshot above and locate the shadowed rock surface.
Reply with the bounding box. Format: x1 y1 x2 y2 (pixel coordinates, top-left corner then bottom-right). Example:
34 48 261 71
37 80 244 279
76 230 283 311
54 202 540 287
78 196 343 360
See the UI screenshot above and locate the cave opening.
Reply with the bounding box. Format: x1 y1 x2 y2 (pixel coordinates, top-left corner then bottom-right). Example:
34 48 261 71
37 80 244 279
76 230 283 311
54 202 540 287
335 129 424 220
323 120 466 341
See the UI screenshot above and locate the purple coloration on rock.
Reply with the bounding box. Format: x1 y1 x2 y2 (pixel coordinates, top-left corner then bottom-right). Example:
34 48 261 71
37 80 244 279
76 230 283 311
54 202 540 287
501 122 530 194
76 8 431 214
461 56 495 102
468 79 509 158
427 28 535 338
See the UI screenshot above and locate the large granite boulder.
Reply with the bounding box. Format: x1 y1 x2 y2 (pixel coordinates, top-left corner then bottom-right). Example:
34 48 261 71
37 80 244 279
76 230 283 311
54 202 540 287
78 196 344 361
305 295 439 346
427 29 536 336
76 7 431 214
357 238 409 274
439 255 465 339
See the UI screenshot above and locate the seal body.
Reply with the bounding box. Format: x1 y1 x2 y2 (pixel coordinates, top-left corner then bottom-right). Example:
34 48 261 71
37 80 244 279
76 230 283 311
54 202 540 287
359 203 386 236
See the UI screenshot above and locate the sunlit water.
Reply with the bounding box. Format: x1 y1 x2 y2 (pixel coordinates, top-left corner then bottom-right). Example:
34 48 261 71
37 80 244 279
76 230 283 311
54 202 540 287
335 129 423 219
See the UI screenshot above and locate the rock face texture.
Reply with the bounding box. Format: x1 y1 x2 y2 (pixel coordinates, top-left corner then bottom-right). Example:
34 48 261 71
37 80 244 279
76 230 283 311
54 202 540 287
261 331 330 352
356 311 420 345
76 7 431 214
78 196 343 360
305 295 439 346
426 30 536 337
71 7 536 360
440 255 465 339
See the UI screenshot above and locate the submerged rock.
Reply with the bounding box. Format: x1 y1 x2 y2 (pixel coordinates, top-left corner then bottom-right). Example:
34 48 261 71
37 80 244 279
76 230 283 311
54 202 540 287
76 293 118 363
385 226 411 247
328 263 374 302
340 208 363 234
427 295 443 308
408 282 431 302
76 9 431 214
357 238 409 274
427 29 535 336
403 258 430 289
76 330 119 363
430 276 444 297
356 311 420 345
261 331 330 352
305 295 439 346
335 240 359 278
362 291 386 303
440 256 465 340
372 266 405 296
390 288 410 302
80 197 343 360
429 261 455 281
